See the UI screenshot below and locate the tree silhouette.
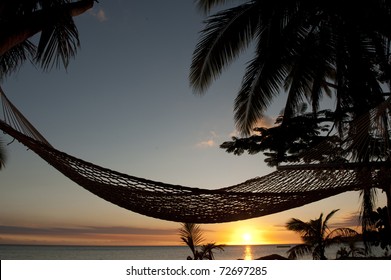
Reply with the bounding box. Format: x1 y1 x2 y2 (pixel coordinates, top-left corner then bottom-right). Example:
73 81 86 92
179 223 205 260
366 206 391 252
286 209 359 259
199 242 225 260
193 0 391 240
220 105 338 167
0 0 95 79
178 223 224 260
191 0 390 135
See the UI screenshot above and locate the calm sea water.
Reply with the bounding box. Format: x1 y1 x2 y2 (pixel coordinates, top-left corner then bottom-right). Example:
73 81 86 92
2 244 384 260
0 244 289 260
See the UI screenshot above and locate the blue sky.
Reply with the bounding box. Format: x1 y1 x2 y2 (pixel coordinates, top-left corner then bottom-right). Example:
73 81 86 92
0 1 386 246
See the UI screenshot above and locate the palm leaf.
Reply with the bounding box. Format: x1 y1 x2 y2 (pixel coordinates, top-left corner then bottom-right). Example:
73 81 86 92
327 227 359 241
35 10 80 70
283 24 335 119
286 217 314 236
233 24 290 135
190 2 260 94
323 209 339 232
199 242 225 259
233 1 311 135
178 223 205 256
0 41 36 80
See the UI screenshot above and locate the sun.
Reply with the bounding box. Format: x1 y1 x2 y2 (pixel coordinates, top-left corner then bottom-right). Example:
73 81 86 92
242 233 252 244
228 225 266 245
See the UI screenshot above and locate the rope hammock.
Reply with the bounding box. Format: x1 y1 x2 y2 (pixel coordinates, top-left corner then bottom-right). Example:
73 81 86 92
1 87 390 223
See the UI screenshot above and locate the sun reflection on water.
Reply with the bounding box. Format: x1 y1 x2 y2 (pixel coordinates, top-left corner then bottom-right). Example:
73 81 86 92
243 245 253 260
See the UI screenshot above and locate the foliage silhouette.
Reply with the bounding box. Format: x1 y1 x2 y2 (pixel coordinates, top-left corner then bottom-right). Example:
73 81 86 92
179 223 225 260
286 209 359 259
193 0 391 235
0 0 95 80
365 206 391 252
191 0 391 135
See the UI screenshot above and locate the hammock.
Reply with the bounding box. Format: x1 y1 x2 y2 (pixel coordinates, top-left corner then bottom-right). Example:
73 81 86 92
1 88 390 223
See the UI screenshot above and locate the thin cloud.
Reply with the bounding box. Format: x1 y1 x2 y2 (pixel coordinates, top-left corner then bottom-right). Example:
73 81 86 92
90 8 108 22
0 225 181 246
253 115 276 129
0 225 176 236
229 115 277 138
196 139 215 148
196 131 218 149
330 212 361 229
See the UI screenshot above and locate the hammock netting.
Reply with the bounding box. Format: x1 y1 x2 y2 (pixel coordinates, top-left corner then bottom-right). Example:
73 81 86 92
1 88 391 223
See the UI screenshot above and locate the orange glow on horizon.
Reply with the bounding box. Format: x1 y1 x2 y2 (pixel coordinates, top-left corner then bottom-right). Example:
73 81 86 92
225 226 266 245
206 220 301 246
0 220 301 246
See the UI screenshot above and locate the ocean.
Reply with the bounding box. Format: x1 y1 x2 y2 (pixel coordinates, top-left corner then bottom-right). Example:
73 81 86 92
0 244 285 260
1 243 382 260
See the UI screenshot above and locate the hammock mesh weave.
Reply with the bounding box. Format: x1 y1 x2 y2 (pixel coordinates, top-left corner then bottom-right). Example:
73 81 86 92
1 88 390 223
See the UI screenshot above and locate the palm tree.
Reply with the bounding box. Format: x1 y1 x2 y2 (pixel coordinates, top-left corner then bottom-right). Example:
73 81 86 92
0 0 96 80
178 223 205 260
336 241 366 259
192 0 391 241
199 242 225 260
286 209 359 259
178 223 225 260
0 0 95 170
190 0 391 135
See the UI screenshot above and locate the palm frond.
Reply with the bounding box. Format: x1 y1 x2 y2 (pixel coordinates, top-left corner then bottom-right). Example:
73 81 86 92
326 227 359 242
199 242 225 259
35 9 80 70
323 209 339 232
0 41 36 80
178 223 205 251
234 35 289 135
286 217 314 236
233 1 312 135
283 24 335 119
0 1 94 77
190 2 260 94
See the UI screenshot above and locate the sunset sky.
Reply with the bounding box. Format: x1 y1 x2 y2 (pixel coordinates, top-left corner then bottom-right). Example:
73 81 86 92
0 1 387 246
